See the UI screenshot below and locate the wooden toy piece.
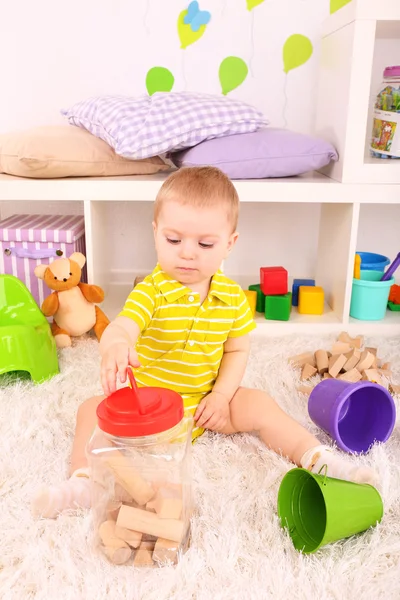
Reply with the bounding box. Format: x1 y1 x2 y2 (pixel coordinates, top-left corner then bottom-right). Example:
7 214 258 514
114 482 133 504
116 505 185 543
315 349 329 375
153 537 179 564
291 278 315 307
296 385 313 395
114 524 143 548
298 286 324 315
244 290 257 317
328 354 347 378
338 368 362 383
99 520 133 565
389 383 400 395
323 372 333 379
264 292 292 321
343 348 361 372
356 350 375 373
337 331 351 343
134 541 155 567
362 369 382 385
381 362 391 371
260 266 288 296
338 332 363 349
331 341 352 355
378 368 392 379
288 352 316 368
365 347 377 356
301 363 317 381
103 451 155 506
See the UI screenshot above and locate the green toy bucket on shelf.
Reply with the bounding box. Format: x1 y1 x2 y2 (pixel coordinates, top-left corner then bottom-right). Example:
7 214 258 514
277 468 383 553
350 270 394 320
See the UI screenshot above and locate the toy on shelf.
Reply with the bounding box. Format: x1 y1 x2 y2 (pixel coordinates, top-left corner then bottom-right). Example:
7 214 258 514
278 466 383 554
34 252 110 349
0 274 59 383
353 253 361 279
243 290 257 316
298 286 324 315
291 278 315 307
265 292 292 322
380 252 400 282
260 266 287 296
248 283 265 313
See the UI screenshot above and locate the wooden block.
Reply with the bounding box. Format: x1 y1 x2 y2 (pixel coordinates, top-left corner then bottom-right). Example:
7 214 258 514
315 349 329 375
365 347 377 356
288 352 316 368
134 542 154 567
378 369 393 379
99 520 133 565
323 372 333 379
343 349 361 372
114 523 143 548
389 383 400 395
116 505 185 543
103 451 155 506
381 362 391 371
301 363 317 381
338 368 362 383
371 356 379 369
331 341 351 355
328 354 347 378
363 369 382 384
153 537 179 564
350 335 364 349
338 331 351 343
296 385 313 395
154 497 182 520
356 350 375 373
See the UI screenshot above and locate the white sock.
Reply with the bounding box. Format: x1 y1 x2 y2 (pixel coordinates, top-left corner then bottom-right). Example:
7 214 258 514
31 468 92 519
300 445 379 487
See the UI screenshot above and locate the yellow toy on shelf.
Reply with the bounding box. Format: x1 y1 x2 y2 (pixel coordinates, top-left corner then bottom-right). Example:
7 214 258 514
298 286 325 315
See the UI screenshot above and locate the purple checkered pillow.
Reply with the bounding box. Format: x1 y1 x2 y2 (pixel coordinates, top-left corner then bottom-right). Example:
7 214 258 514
61 92 268 160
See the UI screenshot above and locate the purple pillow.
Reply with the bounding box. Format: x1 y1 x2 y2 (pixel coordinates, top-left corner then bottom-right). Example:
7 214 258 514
170 128 338 179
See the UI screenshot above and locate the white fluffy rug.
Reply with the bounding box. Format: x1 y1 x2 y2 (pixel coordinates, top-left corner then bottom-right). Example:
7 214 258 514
1 334 400 600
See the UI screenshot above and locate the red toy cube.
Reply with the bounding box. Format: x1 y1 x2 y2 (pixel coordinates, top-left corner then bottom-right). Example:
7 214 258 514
260 266 288 296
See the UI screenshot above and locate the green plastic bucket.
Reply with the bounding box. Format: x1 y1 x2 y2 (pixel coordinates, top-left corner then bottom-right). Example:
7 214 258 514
277 468 383 553
350 270 394 320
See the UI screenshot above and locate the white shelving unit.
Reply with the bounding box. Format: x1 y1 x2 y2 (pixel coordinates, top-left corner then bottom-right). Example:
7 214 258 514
315 0 400 183
0 2 399 338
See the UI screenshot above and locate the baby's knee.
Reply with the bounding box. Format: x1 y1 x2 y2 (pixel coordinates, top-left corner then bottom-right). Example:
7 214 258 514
76 394 105 420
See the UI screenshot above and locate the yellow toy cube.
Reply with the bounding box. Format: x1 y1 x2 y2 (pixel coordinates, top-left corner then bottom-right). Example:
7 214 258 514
298 286 324 315
244 290 257 317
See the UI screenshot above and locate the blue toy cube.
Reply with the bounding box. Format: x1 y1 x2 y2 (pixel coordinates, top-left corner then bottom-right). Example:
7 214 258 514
292 278 315 307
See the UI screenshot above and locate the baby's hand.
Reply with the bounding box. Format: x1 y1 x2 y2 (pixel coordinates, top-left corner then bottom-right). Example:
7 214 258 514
194 391 230 431
101 343 140 396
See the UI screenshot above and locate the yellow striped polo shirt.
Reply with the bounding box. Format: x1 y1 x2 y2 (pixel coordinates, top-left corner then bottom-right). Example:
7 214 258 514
119 264 256 396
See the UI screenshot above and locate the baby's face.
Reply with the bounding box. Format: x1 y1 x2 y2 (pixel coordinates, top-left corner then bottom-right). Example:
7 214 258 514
153 199 238 287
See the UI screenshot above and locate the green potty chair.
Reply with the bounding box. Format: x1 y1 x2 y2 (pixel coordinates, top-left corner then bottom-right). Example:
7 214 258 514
0 275 59 383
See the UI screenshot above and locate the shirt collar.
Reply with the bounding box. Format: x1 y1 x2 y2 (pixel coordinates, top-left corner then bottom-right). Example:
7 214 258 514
151 265 232 305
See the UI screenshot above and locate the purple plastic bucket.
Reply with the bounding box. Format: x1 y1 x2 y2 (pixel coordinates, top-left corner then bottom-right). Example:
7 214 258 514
308 379 396 454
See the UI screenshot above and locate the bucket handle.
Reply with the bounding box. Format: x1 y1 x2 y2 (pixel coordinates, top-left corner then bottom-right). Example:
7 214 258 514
318 464 328 486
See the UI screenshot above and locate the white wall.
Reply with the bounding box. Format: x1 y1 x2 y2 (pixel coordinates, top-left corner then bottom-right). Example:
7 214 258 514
0 0 328 135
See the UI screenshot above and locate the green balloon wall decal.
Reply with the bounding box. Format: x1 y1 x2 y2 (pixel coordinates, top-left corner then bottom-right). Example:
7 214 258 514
283 34 313 74
246 0 265 10
219 57 249 95
330 0 352 14
146 67 175 96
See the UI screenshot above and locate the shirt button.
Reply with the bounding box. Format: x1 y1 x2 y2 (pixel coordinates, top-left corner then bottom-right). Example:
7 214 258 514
188 295 194 302
189 340 195 346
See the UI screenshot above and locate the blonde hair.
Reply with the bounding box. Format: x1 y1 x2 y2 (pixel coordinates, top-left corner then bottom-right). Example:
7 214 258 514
154 166 239 232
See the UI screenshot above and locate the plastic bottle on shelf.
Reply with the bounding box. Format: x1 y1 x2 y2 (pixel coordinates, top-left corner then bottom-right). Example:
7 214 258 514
370 66 400 160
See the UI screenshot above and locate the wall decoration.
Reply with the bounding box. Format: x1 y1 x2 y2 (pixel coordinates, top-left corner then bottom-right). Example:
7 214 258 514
146 67 175 95
246 0 265 10
283 34 313 74
219 57 249 95
178 1 211 49
330 0 352 14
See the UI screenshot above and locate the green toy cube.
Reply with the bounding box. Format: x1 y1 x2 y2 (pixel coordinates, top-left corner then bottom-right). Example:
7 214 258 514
248 283 266 313
265 292 292 321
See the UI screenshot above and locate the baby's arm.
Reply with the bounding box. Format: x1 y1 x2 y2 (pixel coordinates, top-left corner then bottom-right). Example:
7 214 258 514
100 316 141 395
213 334 250 400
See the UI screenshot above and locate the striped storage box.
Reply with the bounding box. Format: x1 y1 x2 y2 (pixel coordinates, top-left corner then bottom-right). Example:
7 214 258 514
0 214 86 307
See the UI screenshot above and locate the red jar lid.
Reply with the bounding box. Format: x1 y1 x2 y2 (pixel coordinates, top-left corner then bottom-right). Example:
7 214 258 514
96 369 184 437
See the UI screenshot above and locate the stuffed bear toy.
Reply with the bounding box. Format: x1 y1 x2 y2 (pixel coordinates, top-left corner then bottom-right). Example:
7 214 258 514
34 252 110 348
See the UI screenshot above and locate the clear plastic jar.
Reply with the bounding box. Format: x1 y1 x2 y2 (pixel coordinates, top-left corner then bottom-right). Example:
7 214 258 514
86 370 193 567
370 65 400 159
